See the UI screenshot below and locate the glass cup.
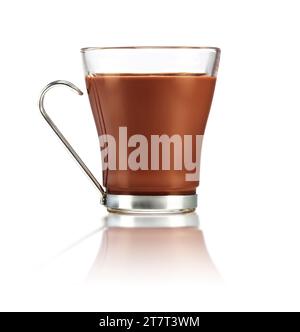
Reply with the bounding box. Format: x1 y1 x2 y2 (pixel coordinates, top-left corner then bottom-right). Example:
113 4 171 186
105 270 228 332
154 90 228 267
39 47 220 213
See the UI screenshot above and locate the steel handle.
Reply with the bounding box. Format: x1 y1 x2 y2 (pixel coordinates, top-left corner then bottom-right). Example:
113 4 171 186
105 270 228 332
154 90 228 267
39 80 106 204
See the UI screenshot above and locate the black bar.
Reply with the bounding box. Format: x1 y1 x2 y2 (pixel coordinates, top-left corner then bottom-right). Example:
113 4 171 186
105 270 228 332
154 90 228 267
0 312 205 330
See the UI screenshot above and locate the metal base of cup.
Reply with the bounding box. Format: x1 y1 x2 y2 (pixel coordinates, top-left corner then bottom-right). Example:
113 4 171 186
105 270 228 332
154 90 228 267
105 194 197 214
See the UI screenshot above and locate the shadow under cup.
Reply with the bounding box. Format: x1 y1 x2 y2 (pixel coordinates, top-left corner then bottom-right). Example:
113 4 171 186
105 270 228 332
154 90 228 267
82 47 220 213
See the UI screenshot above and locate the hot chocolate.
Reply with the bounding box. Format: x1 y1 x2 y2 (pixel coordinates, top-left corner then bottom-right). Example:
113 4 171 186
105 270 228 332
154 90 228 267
86 73 216 195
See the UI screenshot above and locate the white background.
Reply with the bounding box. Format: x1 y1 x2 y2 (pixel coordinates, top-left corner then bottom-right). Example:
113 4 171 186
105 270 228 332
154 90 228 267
0 0 300 312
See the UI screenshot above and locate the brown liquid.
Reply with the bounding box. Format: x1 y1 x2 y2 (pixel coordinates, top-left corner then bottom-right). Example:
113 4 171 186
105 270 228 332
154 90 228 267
85 73 216 195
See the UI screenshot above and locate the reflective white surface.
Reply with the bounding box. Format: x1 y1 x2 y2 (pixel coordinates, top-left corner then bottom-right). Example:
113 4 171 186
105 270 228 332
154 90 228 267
88 213 220 282
34 213 220 284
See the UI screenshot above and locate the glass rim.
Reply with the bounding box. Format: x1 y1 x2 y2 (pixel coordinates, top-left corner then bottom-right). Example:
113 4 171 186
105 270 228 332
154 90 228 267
81 46 221 53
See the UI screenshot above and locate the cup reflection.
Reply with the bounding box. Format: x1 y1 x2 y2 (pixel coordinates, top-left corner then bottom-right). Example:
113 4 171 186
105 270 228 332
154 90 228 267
88 212 220 282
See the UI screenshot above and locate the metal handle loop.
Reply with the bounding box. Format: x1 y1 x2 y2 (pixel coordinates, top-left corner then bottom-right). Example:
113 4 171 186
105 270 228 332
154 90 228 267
39 80 106 203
